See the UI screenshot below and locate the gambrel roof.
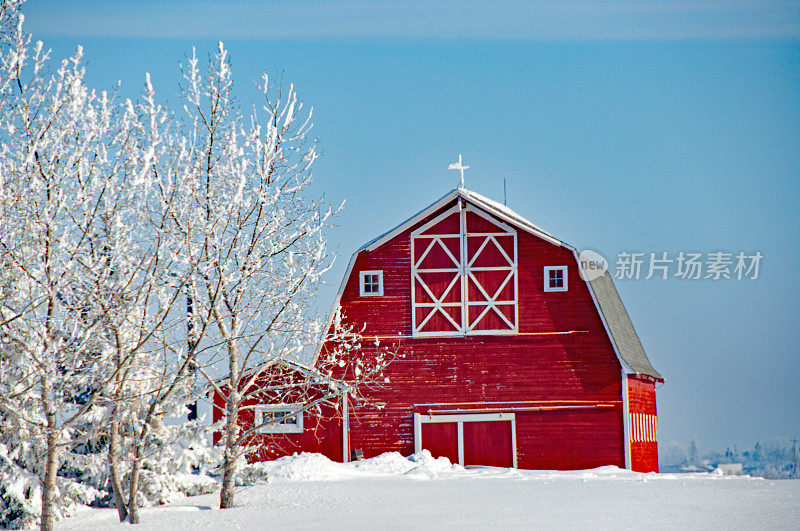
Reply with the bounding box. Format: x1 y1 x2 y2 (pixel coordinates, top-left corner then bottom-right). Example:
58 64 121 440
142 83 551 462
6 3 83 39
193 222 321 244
587 272 662 380
323 187 662 381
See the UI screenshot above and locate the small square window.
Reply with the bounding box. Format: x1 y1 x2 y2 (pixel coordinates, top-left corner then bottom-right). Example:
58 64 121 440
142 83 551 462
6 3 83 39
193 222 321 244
544 266 568 292
255 406 303 433
359 270 383 297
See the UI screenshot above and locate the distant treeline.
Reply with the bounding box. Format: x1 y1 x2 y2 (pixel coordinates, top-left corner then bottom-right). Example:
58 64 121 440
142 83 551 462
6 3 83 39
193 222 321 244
660 437 799 479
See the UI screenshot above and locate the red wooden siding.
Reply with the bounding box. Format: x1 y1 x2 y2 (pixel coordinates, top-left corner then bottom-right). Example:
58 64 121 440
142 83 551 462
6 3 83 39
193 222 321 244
210 370 344 464
627 375 659 472
244 405 343 463
320 197 629 470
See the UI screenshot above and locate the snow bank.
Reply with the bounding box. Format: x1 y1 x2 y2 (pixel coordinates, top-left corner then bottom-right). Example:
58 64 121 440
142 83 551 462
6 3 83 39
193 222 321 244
240 452 361 484
404 450 462 479
238 450 465 484
137 471 218 506
350 451 417 474
351 449 461 479
263 453 361 482
242 451 662 485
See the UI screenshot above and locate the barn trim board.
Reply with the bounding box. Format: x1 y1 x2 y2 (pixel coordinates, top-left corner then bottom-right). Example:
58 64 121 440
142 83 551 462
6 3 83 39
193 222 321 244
621 370 632 469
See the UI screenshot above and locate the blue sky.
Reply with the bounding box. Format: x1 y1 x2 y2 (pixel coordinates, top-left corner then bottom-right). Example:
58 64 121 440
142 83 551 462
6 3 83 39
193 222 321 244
24 0 800 453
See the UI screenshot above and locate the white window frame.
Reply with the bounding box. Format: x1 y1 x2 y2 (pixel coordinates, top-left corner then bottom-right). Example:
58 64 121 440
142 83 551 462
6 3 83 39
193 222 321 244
254 404 304 434
543 266 568 292
413 412 517 468
359 270 384 297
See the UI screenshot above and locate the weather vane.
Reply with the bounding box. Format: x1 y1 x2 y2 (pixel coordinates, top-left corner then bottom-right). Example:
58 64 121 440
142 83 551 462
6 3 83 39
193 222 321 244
448 154 469 189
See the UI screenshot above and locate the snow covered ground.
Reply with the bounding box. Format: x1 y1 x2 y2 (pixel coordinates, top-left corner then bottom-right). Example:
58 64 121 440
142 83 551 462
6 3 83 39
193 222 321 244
57 451 800 530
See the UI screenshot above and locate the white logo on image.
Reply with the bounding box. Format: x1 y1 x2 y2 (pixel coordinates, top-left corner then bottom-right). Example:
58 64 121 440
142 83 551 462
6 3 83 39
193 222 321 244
579 249 608 281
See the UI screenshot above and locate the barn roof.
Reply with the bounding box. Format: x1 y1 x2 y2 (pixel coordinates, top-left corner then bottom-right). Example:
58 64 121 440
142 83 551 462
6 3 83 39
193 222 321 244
323 187 662 381
360 188 564 251
587 272 663 380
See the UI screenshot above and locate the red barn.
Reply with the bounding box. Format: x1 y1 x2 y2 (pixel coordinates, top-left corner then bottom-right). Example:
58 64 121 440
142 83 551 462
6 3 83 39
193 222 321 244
226 187 663 472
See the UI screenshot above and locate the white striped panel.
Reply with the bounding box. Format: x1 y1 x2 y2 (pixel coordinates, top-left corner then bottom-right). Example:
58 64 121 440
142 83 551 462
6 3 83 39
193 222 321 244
629 413 657 443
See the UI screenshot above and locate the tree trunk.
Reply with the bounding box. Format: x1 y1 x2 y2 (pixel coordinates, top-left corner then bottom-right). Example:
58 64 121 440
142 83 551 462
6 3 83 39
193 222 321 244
108 405 128 522
126 437 145 524
40 429 59 531
40 376 59 531
220 339 240 510
219 388 239 509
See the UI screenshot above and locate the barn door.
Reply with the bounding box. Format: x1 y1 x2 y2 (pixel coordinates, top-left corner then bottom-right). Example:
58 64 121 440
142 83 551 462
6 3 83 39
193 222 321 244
462 421 514 468
411 201 517 337
411 208 464 335
420 422 459 465
414 413 517 468
464 205 517 334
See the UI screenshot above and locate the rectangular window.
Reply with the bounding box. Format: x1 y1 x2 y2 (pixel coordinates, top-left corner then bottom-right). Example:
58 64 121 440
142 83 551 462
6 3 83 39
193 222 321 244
359 270 383 296
544 266 568 292
254 406 303 433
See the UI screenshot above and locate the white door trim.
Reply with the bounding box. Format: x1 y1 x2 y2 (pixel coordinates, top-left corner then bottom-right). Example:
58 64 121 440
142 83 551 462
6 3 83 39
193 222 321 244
413 412 517 468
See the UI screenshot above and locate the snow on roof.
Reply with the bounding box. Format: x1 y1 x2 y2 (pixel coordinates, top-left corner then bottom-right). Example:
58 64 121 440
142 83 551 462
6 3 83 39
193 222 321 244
361 187 564 252
460 188 563 245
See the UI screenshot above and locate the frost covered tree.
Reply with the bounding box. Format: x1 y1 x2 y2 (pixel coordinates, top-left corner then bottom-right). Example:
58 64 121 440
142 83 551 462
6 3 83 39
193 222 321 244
164 44 393 510
0 26 128 529
0 2 392 523
0 8 205 528
0 15 145 527
168 43 336 509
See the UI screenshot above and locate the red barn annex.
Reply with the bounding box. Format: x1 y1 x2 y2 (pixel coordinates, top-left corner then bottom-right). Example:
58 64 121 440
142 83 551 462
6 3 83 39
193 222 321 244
221 187 663 473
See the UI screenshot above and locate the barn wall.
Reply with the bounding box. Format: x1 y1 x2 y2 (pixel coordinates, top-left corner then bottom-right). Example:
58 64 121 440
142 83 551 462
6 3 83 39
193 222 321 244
244 404 343 464
515 408 624 470
320 197 628 470
211 375 344 464
627 375 659 472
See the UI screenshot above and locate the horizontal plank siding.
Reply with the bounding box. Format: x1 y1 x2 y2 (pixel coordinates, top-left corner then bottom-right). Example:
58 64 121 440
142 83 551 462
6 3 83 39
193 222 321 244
515 408 624 470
